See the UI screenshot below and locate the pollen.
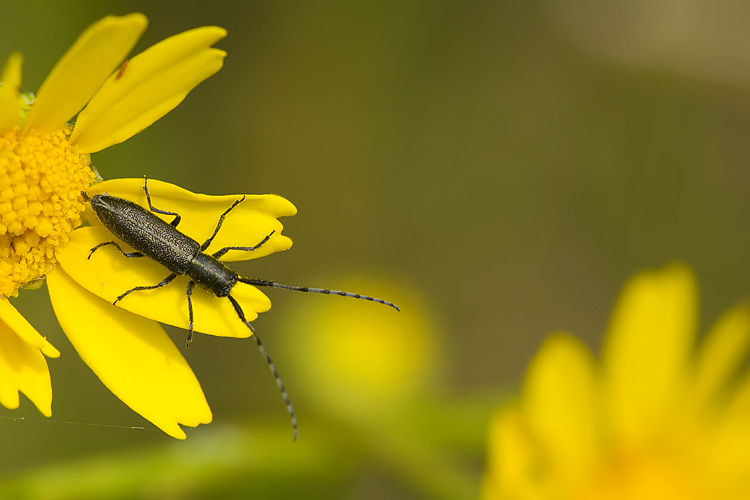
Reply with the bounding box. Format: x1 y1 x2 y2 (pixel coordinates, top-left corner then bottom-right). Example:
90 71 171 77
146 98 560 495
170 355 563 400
0 125 94 296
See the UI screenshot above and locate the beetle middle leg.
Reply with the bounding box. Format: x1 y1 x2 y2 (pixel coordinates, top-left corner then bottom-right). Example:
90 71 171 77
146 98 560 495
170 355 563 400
212 231 275 259
199 196 246 252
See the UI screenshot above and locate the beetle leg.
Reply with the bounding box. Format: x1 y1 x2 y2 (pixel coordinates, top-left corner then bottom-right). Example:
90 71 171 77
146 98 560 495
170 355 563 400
199 195 246 252
143 177 181 227
113 272 178 305
88 241 144 260
211 230 275 259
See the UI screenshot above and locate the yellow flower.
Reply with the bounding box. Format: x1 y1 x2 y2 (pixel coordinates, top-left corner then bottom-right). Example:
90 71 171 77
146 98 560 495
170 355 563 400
280 276 439 421
0 14 228 436
483 264 750 499
50 178 296 439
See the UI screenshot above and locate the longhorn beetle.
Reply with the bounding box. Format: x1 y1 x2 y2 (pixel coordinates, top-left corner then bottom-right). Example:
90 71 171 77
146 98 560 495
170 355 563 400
82 178 400 440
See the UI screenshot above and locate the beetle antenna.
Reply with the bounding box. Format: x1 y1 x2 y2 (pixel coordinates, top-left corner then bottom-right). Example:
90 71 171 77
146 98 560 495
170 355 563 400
226 294 298 441
237 278 400 312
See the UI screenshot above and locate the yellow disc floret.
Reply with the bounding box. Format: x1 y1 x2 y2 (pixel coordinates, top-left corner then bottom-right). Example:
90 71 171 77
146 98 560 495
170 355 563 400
0 125 93 296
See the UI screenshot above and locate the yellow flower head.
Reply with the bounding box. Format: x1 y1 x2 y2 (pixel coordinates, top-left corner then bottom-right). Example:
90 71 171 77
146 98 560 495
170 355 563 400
483 264 750 499
49 178 296 439
0 14 231 435
1 13 226 298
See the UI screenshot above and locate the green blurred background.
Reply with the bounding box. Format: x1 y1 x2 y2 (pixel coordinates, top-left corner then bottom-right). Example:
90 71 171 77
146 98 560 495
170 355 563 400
3 0 750 498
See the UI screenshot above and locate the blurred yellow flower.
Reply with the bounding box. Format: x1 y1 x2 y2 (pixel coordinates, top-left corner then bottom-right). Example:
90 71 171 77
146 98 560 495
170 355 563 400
281 277 439 421
0 14 226 436
483 264 750 499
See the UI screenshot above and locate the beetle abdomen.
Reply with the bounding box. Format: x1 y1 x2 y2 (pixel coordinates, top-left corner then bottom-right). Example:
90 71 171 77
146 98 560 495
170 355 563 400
90 194 200 275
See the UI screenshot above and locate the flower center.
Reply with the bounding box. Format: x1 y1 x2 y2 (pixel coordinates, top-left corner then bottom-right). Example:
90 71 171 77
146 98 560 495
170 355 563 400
0 125 94 296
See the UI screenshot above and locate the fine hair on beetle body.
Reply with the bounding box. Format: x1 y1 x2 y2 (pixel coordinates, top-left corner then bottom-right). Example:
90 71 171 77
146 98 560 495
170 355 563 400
83 178 400 440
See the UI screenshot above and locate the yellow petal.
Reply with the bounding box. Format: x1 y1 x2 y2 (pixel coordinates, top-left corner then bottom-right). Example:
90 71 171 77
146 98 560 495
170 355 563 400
602 263 696 444
0 296 59 358
24 14 148 135
721 372 750 430
700 373 750 493
46 265 212 439
0 297 55 416
0 52 22 133
523 332 599 491
70 26 226 153
691 301 750 412
482 406 549 500
84 178 296 262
